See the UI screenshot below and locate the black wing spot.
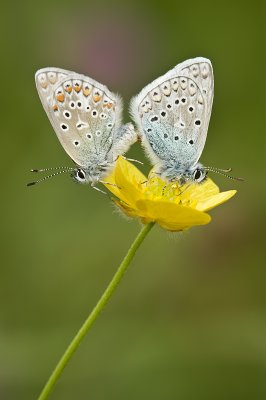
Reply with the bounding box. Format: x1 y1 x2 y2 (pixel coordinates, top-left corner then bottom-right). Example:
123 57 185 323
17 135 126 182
195 119 201 126
64 111 70 118
189 140 194 144
61 123 68 131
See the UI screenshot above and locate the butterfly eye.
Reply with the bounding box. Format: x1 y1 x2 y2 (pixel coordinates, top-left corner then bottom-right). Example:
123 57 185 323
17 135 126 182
76 169 86 182
193 169 205 182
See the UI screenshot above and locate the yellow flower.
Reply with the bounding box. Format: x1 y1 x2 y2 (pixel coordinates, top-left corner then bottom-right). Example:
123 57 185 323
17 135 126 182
104 156 236 232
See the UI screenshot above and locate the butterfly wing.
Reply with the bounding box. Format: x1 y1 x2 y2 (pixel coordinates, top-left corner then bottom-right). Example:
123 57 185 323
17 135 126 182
130 57 214 169
35 67 73 117
35 68 123 167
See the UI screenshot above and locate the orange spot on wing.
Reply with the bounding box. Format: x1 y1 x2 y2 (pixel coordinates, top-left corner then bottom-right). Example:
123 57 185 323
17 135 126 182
93 95 102 102
104 102 113 109
65 86 72 93
56 94 65 102
53 105 58 111
74 85 81 93
83 88 91 97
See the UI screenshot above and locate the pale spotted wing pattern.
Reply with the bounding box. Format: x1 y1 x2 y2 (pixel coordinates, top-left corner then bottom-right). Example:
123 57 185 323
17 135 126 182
35 67 72 121
35 68 124 168
130 57 214 170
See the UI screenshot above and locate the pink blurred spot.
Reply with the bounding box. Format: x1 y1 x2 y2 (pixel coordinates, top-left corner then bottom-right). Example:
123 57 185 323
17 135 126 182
74 12 154 91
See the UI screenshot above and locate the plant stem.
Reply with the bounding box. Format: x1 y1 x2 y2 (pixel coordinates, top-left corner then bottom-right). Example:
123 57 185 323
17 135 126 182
37 222 155 400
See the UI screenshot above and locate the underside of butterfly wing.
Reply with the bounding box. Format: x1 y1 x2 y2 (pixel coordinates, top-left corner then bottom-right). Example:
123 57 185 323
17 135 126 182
131 58 214 173
35 67 73 113
36 69 124 168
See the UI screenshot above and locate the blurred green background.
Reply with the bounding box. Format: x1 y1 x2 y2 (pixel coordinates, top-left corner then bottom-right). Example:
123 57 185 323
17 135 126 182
1 0 265 399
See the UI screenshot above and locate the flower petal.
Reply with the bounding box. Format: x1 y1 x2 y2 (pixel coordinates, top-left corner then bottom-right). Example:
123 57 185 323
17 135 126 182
103 157 146 204
113 157 147 206
144 176 181 201
196 190 237 212
180 178 220 204
104 158 236 232
113 199 140 218
136 199 211 231
102 171 122 199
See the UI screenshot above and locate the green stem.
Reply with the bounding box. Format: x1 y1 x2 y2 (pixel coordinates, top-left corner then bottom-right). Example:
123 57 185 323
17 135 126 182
37 222 155 400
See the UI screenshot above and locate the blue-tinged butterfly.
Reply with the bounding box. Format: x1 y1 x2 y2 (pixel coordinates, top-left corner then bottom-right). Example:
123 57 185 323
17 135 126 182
29 68 137 191
131 57 241 183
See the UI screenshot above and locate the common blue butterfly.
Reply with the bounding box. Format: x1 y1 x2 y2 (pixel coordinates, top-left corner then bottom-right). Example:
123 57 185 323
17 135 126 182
30 68 136 191
130 57 215 183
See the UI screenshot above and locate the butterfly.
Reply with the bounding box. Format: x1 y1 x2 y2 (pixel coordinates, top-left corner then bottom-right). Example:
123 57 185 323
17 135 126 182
130 57 229 184
29 67 137 191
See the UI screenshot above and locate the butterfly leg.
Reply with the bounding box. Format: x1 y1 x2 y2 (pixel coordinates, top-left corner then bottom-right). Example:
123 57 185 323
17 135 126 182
162 184 168 196
140 170 162 185
91 184 107 195
99 180 121 189
140 168 161 185
121 156 143 165
161 182 179 196
176 183 192 199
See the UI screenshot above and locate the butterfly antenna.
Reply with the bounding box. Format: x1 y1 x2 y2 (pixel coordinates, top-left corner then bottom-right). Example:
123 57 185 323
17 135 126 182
27 169 73 186
30 166 75 173
204 167 244 181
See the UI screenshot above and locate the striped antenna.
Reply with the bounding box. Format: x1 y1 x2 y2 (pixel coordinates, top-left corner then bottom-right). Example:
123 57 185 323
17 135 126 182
30 166 75 173
204 166 244 181
27 168 75 186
